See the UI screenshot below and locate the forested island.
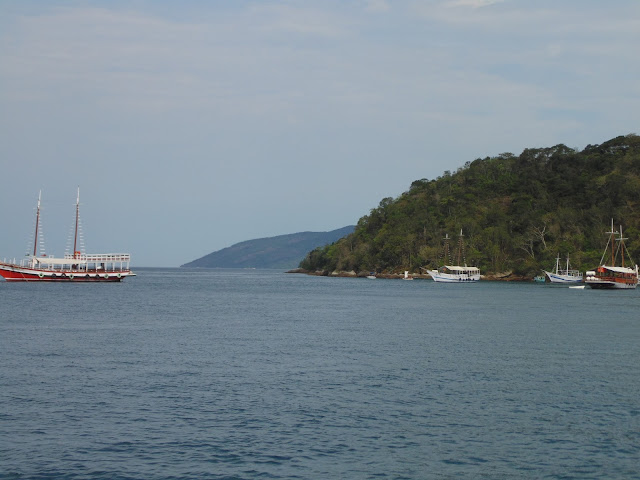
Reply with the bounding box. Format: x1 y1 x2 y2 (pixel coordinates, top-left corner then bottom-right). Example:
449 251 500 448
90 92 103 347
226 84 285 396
298 134 640 279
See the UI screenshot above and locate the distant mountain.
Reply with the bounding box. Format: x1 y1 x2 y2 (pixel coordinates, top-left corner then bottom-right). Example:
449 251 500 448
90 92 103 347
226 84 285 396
181 226 355 269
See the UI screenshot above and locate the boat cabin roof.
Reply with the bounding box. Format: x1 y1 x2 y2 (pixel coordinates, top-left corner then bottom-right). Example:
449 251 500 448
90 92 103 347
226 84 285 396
443 265 480 272
599 265 637 274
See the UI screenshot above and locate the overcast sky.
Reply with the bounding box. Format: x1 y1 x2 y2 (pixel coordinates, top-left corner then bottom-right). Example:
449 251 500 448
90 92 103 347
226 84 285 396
1 0 638 267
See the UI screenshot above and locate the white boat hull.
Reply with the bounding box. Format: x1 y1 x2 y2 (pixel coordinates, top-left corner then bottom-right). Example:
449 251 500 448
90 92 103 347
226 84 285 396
543 271 583 283
426 270 480 283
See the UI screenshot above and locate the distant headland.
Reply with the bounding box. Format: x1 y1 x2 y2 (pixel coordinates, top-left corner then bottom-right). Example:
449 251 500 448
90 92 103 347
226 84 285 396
181 226 355 270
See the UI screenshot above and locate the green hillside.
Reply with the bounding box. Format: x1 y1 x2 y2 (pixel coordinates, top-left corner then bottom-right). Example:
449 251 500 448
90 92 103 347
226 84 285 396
182 226 355 269
300 134 640 278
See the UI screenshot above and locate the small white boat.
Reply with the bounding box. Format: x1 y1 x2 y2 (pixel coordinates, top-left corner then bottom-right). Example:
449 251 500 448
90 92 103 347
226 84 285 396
427 265 480 282
402 270 413 280
543 254 583 283
569 285 585 289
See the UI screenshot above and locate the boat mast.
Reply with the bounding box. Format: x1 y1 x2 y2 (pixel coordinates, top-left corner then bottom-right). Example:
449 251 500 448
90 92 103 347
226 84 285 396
456 229 464 266
607 218 616 266
611 219 616 266
443 233 450 266
619 225 626 268
73 187 80 258
33 190 41 256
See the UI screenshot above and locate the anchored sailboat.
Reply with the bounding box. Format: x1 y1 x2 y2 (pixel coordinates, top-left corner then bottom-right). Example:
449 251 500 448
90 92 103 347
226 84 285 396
426 230 480 282
0 189 135 282
585 220 638 289
543 254 583 283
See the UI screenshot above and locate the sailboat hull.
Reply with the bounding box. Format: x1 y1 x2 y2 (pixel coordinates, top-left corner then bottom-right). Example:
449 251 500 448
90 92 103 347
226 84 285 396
543 271 583 283
426 269 480 282
586 280 637 289
585 276 637 289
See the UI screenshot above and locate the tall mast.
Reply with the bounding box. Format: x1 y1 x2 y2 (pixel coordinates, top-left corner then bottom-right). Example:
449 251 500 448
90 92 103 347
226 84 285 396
73 187 80 258
619 225 626 268
443 233 450 266
33 191 41 256
609 218 615 265
457 229 464 266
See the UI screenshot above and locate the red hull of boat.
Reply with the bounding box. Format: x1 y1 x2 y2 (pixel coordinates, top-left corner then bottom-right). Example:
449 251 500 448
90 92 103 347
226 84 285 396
0 264 128 282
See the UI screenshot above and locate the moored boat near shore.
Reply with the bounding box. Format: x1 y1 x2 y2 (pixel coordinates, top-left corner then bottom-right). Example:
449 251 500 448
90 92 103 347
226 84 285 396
0 190 135 282
426 230 480 283
543 254 583 283
585 220 637 289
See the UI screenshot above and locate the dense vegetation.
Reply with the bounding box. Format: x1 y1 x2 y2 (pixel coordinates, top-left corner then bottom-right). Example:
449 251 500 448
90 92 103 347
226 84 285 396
300 134 640 277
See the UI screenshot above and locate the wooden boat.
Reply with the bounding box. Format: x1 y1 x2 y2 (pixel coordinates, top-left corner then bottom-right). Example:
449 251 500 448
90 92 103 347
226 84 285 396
585 220 637 289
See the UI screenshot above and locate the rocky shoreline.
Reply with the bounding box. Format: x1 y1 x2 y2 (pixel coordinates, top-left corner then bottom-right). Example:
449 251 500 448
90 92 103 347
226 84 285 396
285 268 530 282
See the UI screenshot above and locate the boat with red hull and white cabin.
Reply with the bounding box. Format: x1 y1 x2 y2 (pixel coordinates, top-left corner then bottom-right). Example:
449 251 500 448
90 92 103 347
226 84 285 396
0 190 135 282
585 220 638 289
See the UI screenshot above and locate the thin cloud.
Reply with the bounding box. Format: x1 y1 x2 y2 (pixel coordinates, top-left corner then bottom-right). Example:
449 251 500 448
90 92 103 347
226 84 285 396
246 4 349 38
444 0 504 7
363 0 391 13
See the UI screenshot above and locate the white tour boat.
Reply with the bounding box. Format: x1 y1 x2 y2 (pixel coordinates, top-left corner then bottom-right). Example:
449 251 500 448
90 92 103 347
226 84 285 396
426 230 480 283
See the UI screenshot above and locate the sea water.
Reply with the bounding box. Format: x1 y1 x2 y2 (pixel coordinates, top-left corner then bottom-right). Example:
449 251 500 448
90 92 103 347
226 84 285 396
1 269 639 479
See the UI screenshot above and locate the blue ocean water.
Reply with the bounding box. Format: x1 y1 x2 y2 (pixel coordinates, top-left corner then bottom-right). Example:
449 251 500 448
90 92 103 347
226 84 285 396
1 268 639 479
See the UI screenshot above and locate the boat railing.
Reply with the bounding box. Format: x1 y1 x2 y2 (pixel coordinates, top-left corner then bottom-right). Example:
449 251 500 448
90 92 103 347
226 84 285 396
562 269 582 276
7 254 131 272
64 253 131 262
33 264 131 272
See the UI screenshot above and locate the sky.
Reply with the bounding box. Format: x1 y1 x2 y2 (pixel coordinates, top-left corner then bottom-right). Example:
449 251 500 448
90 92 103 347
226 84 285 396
1 0 639 267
